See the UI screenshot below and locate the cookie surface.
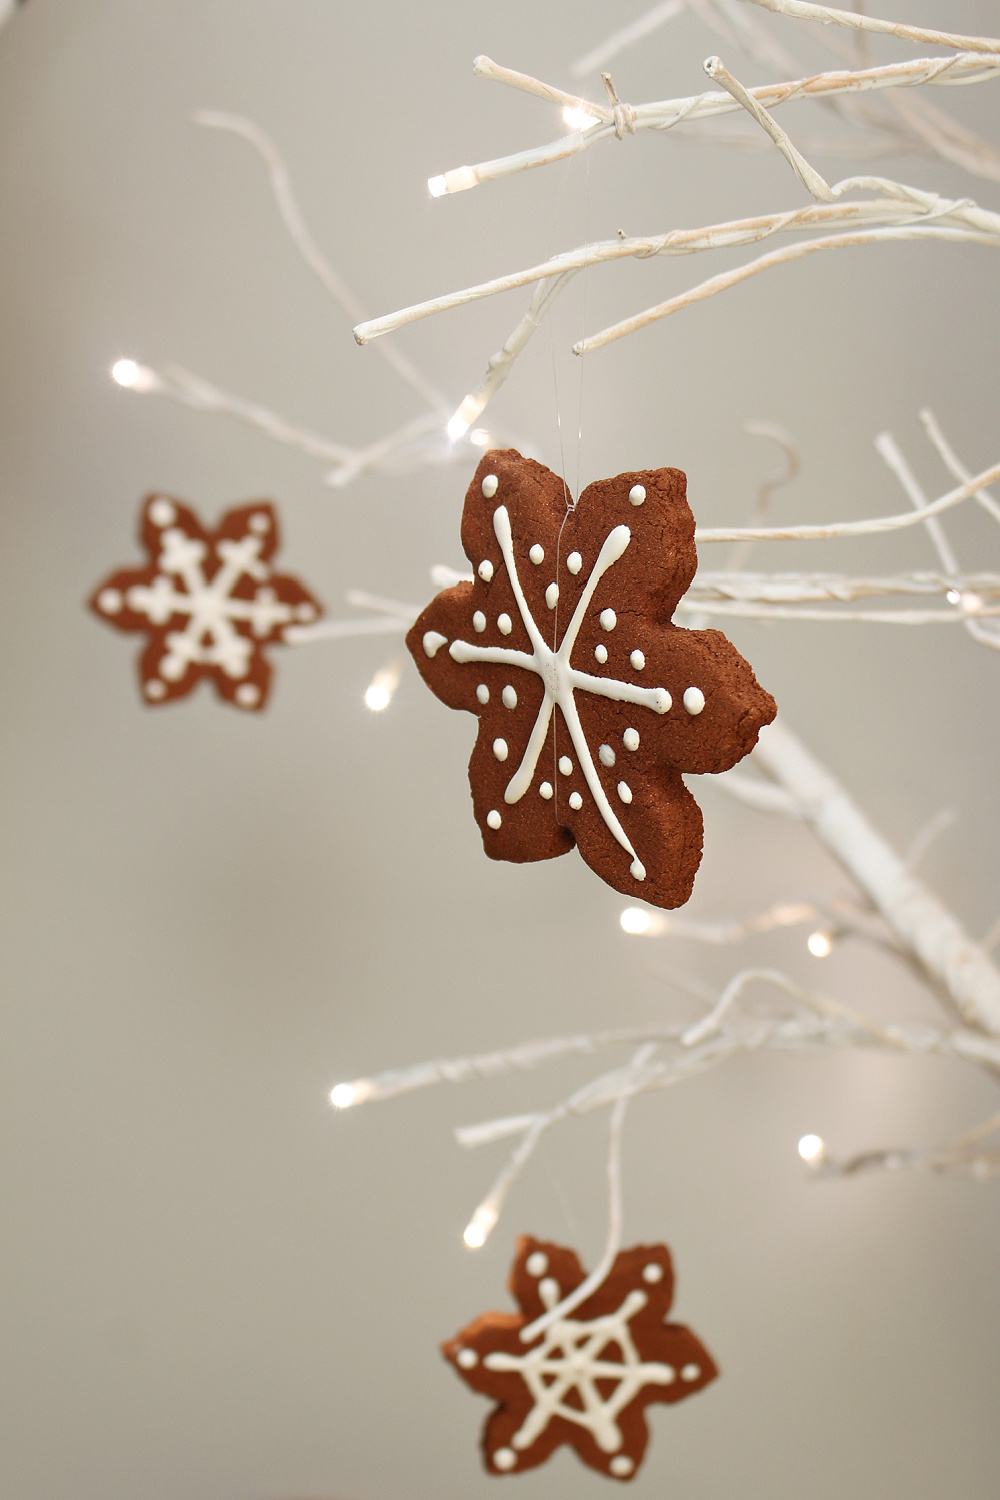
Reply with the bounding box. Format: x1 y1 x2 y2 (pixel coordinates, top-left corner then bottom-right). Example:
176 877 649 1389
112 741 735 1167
89 493 322 709
443 1236 718 1481
407 449 776 908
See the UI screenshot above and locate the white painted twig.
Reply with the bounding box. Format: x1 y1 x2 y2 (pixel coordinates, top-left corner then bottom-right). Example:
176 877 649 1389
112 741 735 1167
571 0 687 79
627 900 820 942
751 719 1000 1033
688 570 1000 603
905 808 957 874
738 0 1000 54
808 1109 1000 1181
920 410 1000 529
285 616 407 645
704 54 834 200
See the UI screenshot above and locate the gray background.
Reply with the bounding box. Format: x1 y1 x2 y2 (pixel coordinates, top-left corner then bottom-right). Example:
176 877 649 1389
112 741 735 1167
1 2 999 1497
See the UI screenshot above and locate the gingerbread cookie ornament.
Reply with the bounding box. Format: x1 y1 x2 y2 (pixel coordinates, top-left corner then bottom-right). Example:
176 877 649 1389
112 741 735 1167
90 494 322 710
443 1237 718 1481
407 450 776 908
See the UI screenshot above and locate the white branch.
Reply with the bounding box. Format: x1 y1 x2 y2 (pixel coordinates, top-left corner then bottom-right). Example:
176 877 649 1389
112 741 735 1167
739 0 1000 54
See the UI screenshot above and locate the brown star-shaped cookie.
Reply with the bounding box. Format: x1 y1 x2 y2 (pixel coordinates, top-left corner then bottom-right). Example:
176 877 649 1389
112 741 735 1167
443 1236 718 1481
89 493 322 710
406 450 776 907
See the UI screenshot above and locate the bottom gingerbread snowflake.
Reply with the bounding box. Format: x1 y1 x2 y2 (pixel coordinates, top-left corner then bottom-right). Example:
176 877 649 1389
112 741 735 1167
443 1237 717 1481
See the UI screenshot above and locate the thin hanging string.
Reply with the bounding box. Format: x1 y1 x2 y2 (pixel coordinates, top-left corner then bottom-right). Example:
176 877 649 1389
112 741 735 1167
519 1043 657 1343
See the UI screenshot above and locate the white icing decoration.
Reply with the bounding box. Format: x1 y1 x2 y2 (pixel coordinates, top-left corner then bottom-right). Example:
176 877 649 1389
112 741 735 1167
473 611 486 633
482 474 499 498
477 684 490 704
98 588 123 614
600 608 617 631
493 1448 516 1471
478 560 494 582
249 512 270 533
539 781 554 799
120 514 299 685
623 728 640 751
526 1252 548 1277
629 484 646 506
457 1348 479 1369
683 686 705 715
642 1263 664 1284
545 583 559 610
630 650 645 671
566 551 582 575
498 613 513 635
235 682 260 708
493 738 509 762
446 506 671 880
610 1456 635 1476
617 782 633 804
594 644 608 665
487 809 502 829
295 603 316 622
422 630 448 658
145 679 166 700
568 791 583 810
483 1277 677 1455
529 544 544 565
599 744 615 767
502 685 518 709
681 1363 701 1381
149 497 176 527
558 756 573 776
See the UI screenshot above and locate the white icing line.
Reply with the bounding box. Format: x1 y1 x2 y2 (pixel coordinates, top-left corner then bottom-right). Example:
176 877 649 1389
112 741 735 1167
422 630 448 657
482 474 499 498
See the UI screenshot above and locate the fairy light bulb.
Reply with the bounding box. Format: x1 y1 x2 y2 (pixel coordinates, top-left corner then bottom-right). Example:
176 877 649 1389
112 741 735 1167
447 411 470 443
807 930 833 957
330 1083 358 1109
463 1204 498 1250
620 907 651 935
563 104 597 130
112 359 140 387
428 174 448 198
469 428 490 447
798 1133 825 1164
364 659 402 713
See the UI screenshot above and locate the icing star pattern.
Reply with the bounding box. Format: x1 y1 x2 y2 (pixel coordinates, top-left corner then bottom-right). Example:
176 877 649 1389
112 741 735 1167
443 1237 718 1481
406 450 776 908
89 494 322 710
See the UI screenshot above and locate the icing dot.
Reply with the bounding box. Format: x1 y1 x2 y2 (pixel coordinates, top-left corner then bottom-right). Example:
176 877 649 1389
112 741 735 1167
236 683 261 708
149 497 176 527
422 630 448 658
160 655 186 682
599 744 616 767
566 551 582 574
529 544 544 565
493 739 509 762
249 511 270 533
97 588 123 614
642 1262 664 1284
623 728 640 751
481 474 499 498
683 686 706 715
144 679 167 700
539 1277 561 1303
478 560 494 582
525 1251 548 1277
486 810 502 830
456 1348 478 1369
568 791 583 811
493 1449 516 1472
558 756 573 775
545 583 559 609
473 611 486 633
617 781 633 804
594 644 608 665
629 484 646 506
681 1363 701 1382
497 613 513 635
630 859 646 881
600 608 617 631
502 685 517 709
539 781 554 799
295 603 316 622
630 649 645 670
476 684 490 704
610 1456 635 1477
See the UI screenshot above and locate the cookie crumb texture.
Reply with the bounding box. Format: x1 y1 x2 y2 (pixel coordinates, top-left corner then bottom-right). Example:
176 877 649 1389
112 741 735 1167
442 1236 718 1480
407 449 776 909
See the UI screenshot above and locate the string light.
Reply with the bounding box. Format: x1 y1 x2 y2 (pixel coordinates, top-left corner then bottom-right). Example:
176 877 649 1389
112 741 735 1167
463 1204 499 1249
111 359 140 388
807 930 833 957
364 658 402 712
470 428 491 447
330 1083 359 1109
798 1133 826 1164
563 104 599 131
620 907 651 935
